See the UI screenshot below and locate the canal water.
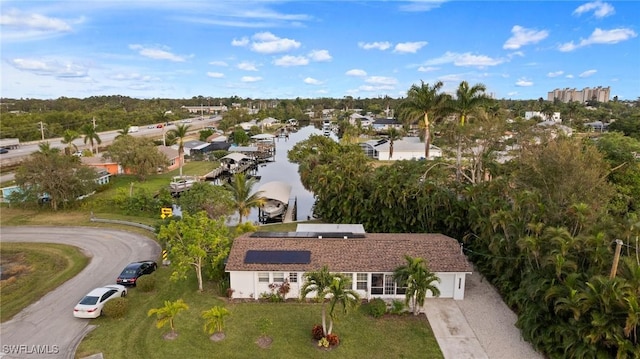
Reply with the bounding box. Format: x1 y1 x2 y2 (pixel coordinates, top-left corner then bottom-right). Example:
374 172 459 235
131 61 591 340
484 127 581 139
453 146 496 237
243 125 330 224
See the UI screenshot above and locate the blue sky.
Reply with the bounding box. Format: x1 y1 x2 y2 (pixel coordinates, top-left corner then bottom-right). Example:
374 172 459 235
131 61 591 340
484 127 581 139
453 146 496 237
1 0 638 101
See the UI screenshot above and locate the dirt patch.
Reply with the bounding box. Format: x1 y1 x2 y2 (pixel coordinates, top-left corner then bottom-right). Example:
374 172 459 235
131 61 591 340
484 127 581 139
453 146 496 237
0 252 32 281
163 331 179 340
210 332 226 342
255 335 272 349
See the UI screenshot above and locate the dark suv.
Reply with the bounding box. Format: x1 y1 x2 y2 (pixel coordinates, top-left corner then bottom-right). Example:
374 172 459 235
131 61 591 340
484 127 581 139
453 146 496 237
116 260 157 286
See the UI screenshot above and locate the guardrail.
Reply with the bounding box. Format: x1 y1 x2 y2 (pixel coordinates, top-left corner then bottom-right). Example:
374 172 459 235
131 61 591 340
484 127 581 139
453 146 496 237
89 214 156 232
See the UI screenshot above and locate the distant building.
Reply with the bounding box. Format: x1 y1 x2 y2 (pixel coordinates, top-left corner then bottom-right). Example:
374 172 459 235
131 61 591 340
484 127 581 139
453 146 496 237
525 111 561 122
547 87 610 103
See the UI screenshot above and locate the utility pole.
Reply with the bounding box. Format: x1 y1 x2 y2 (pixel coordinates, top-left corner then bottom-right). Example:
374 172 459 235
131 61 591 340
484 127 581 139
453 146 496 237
609 239 623 279
92 116 97 129
39 121 45 141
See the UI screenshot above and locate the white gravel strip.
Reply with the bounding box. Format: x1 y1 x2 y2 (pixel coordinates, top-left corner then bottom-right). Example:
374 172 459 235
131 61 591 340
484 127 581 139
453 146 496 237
455 269 543 359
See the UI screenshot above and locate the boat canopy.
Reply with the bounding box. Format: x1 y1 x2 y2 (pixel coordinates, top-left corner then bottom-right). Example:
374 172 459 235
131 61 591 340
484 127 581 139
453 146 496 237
256 181 292 204
251 133 275 140
220 153 251 162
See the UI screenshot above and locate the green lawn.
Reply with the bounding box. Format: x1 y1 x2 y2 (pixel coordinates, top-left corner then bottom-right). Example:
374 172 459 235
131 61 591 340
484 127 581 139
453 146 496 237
0 242 90 322
76 266 443 359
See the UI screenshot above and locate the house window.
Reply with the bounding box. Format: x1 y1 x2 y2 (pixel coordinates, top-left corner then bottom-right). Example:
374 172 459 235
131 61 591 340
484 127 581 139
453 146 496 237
356 273 367 290
371 273 384 295
289 273 298 283
384 274 395 295
396 280 407 295
273 272 285 283
258 273 269 283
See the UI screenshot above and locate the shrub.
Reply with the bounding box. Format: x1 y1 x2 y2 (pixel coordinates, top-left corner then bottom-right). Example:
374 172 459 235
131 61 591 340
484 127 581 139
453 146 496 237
103 297 128 318
326 333 340 346
389 299 406 315
365 298 387 318
311 324 324 340
136 274 156 292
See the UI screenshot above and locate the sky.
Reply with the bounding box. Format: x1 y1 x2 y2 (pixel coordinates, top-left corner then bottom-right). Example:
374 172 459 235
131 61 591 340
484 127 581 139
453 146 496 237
1 0 639 101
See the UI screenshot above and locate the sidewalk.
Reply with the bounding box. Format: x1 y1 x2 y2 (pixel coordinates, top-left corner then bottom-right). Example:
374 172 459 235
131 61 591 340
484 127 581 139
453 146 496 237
424 270 542 359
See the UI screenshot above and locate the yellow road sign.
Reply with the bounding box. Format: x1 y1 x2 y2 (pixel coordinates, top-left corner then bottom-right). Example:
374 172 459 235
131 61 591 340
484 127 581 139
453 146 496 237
161 207 173 219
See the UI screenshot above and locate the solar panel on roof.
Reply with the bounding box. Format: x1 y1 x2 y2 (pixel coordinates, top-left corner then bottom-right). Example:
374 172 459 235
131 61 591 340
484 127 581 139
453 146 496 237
250 232 365 238
244 250 311 264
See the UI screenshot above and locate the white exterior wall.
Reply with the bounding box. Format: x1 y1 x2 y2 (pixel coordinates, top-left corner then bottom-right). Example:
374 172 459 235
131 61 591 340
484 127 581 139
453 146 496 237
378 148 443 161
229 271 468 300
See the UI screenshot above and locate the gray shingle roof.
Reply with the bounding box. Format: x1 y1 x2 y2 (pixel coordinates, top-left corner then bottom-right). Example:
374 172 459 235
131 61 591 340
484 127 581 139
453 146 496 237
226 233 473 273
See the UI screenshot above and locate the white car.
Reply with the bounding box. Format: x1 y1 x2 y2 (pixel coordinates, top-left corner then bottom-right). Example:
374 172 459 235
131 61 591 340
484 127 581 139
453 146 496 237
73 285 127 318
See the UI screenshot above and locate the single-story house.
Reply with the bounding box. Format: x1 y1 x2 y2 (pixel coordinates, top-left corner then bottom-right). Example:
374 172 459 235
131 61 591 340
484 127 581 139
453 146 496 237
226 232 472 301
360 137 442 160
259 117 279 128
81 156 122 175
181 140 214 156
157 146 180 172
372 118 403 133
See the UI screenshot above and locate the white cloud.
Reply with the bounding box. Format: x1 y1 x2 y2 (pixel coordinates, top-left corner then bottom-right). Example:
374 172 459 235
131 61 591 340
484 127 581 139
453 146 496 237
579 69 597 78
508 91 519 97
503 25 549 49
346 69 367 77
237 61 258 71
231 37 249 46
274 55 309 67
209 61 228 66
547 71 564 77
398 0 447 12
241 76 262 82
573 1 615 18
566 74 574 79
394 41 428 53
0 9 78 41
418 66 439 72
559 27 637 52
250 32 300 53
207 72 225 78
423 51 505 67
129 44 189 62
10 58 88 78
304 77 322 85
437 73 466 82
110 73 154 82
515 78 533 87
359 84 395 92
358 41 392 50
365 76 398 85
308 49 332 62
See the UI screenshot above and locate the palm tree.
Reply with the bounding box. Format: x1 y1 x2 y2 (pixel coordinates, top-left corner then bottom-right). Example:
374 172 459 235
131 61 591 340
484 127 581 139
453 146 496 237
397 80 449 159
80 123 101 155
169 123 190 177
147 299 189 339
201 306 230 336
393 255 441 315
116 125 131 139
300 266 334 335
387 127 402 160
223 173 265 224
60 129 80 155
37 142 61 155
325 276 360 335
450 81 490 180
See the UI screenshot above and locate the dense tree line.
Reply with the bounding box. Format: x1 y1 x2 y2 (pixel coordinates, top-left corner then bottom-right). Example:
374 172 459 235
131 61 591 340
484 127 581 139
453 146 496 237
289 82 640 357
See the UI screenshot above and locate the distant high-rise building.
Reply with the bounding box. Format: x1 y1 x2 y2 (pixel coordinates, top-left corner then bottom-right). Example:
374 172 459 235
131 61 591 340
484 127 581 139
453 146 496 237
547 86 610 103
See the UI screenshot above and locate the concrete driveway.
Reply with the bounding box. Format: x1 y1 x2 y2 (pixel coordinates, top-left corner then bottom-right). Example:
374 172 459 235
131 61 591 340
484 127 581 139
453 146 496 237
0 226 161 359
424 269 543 359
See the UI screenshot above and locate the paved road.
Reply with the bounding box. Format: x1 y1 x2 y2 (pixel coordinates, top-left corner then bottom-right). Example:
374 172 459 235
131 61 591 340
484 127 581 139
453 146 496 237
0 227 161 359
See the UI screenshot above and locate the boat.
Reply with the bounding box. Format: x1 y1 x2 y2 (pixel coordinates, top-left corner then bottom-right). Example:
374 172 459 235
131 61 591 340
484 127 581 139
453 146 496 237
256 181 292 220
169 176 198 192
261 199 286 218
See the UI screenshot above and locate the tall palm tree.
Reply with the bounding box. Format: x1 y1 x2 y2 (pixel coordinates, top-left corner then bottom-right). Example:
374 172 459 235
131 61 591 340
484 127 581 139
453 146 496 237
223 173 265 224
449 81 490 181
147 299 189 339
387 127 402 160
300 266 334 335
80 123 101 155
393 255 441 315
325 276 360 335
60 129 80 155
397 81 449 159
169 123 190 177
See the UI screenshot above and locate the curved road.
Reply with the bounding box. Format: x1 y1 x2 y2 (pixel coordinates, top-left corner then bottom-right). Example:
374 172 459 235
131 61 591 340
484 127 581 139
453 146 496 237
0 227 161 359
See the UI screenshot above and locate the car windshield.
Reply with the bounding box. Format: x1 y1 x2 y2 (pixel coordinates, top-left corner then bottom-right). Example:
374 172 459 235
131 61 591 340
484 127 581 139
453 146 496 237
79 296 99 305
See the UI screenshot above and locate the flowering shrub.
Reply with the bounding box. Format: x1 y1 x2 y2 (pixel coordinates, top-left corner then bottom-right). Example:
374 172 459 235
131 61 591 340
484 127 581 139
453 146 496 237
318 337 330 348
326 333 339 346
311 324 324 340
